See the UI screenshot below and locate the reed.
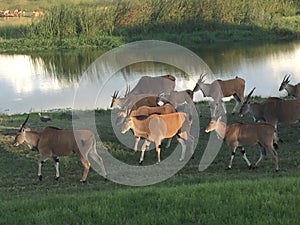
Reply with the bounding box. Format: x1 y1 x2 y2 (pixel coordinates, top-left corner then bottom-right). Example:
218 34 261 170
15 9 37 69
0 0 299 51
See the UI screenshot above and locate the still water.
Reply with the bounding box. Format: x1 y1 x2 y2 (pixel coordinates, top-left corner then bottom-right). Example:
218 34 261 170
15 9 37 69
1 40 300 114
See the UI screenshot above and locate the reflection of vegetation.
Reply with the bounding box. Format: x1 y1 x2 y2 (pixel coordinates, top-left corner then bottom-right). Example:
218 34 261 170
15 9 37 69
29 50 103 85
196 40 300 75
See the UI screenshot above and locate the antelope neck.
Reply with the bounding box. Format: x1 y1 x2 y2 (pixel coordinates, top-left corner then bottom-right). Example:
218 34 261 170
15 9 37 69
215 121 227 139
26 131 40 150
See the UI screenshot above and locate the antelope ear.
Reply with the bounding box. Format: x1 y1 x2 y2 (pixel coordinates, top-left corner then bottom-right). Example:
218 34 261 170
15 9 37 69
217 116 222 122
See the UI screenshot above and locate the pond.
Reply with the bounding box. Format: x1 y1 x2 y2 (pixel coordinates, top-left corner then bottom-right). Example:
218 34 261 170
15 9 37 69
1 40 300 115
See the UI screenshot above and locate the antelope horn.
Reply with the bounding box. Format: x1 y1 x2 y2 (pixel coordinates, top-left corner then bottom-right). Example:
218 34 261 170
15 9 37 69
124 85 131 97
286 74 291 83
245 87 256 102
112 90 119 98
19 114 30 131
198 72 207 83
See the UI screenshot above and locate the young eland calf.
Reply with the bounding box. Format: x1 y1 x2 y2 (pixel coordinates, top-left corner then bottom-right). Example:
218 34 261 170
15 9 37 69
205 117 279 171
13 114 107 182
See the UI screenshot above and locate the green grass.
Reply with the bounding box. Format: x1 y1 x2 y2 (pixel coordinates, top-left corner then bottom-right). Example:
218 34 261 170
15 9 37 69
1 100 300 224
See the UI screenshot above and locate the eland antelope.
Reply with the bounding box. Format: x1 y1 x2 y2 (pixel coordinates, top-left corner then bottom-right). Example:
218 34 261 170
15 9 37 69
130 74 175 95
13 114 107 182
159 82 200 110
122 104 177 152
121 112 194 164
239 88 300 143
279 74 300 98
239 88 300 127
113 93 161 125
205 117 279 171
197 74 245 116
110 74 176 108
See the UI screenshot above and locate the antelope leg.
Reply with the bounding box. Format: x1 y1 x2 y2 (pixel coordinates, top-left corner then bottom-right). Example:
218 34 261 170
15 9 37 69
240 148 252 168
140 140 149 164
254 147 265 167
133 136 140 152
80 157 90 183
38 155 49 181
177 137 186 161
155 143 161 165
53 156 60 180
228 147 237 169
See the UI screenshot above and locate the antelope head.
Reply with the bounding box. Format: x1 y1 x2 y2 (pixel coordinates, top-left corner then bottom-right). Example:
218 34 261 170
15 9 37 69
239 87 256 117
13 114 30 146
205 116 219 132
279 74 291 91
197 72 207 84
197 72 208 97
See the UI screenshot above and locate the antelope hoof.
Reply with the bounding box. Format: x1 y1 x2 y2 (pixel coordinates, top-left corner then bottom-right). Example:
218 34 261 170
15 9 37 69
248 164 253 170
231 112 235 115
179 158 184 162
225 167 232 171
275 169 279 172
55 176 60 181
156 161 160 165
38 175 42 181
139 160 143 165
80 179 87 184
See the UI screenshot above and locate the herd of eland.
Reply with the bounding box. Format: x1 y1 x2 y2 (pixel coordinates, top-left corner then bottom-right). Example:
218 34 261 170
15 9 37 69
12 72 300 182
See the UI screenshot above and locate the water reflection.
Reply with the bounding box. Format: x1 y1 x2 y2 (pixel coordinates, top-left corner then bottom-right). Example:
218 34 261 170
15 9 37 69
0 40 300 114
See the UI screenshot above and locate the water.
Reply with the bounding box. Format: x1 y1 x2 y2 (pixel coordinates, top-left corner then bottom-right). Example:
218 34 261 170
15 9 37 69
1 40 300 114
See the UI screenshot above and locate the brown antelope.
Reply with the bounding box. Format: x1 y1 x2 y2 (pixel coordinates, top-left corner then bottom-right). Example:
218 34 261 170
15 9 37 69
122 104 177 152
159 82 200 109
239 88 300 128
205 117 279 171
111 74 175 108
279 74 300 98
129 74 176 95
113 93 161 125
111 91 159 110
121 112 194 164
13 114 107 182
197 74 245 116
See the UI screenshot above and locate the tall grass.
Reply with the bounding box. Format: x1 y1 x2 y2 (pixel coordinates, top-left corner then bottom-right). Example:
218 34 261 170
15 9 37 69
0 0 299 51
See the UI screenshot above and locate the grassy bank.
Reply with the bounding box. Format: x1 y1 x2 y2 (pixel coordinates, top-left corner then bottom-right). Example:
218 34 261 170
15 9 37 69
1 178 300 225
1 100 300 224
0 0 299 52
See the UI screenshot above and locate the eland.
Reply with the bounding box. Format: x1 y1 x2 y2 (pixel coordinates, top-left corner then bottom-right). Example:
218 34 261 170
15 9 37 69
121 104 177 152
239 88 300 128
279 74 300 98
159 81 200 110
13 114 107 182
121 112 194 164
205 117 279 171
110 74 176 109
197 73 245 116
